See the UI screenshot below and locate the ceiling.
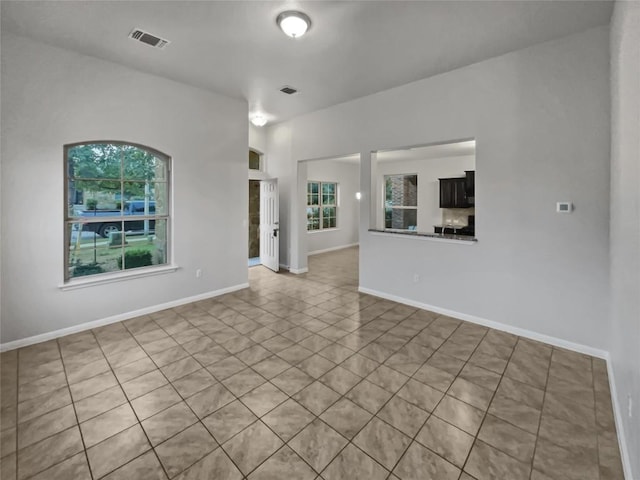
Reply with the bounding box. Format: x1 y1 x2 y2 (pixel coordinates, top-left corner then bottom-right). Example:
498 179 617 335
1 1 613 125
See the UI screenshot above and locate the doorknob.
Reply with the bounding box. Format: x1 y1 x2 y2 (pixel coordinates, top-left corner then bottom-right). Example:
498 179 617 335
273 228 278 237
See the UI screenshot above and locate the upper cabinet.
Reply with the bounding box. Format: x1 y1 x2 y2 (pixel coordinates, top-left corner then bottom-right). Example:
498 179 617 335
440 170 474 208
465 170 475 199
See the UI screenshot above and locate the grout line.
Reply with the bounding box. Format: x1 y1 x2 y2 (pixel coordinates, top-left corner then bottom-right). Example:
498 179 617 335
55 338 97 480
527 342 554 480
459 333 521 477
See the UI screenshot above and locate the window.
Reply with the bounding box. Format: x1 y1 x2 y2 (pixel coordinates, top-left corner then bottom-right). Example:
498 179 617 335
249 149 261 170
384 174 417 230
65 142 170 281
307 181 337 231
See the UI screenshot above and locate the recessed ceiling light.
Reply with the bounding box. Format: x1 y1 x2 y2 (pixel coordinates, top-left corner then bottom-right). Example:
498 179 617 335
276 11 311 38
250 114 267 127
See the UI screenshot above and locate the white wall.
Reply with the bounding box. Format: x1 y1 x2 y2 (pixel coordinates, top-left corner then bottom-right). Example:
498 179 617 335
0 33 248 345
610 2 640 478
375 155 475 232
306 160 359 254
249 124 267 155
266 26 611 352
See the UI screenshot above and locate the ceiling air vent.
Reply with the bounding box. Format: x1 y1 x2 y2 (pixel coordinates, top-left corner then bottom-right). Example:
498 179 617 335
280 86 298 95
128 28 170 49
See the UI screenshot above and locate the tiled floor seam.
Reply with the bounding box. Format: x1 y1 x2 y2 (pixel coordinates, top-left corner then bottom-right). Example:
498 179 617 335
433 326 516 479
91 328 175 480
14 349 82 480
392 320 493 479
57 339 97 480
526 344 554 480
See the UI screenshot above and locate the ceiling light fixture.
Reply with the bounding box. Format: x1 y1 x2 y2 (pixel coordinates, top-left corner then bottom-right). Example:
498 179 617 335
250 114 267 127
276 11 311 38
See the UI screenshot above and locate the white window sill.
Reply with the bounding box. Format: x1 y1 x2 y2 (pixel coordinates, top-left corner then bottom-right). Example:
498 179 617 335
308 228 340 234
59 265 180 291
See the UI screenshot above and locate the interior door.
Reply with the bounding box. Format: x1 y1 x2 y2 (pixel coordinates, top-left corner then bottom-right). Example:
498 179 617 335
260 179 279 272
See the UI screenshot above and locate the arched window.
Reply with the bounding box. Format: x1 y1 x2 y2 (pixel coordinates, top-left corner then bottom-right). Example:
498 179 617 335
64 142 170 281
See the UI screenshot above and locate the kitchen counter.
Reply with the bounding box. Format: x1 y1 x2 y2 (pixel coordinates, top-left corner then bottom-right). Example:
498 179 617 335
368 228 477 243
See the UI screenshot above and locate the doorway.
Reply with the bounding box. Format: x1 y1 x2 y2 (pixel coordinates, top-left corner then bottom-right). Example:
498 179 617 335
248 179 261 266
297 153 361 275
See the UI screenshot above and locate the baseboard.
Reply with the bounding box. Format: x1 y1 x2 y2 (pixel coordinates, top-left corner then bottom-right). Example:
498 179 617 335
0 283 250 352
289 267 309 274
358 285 631 477
606 354 634 480
357 286 609 359
308 243 359 256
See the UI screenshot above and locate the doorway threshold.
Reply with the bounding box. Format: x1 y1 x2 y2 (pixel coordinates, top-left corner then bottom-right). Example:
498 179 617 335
248 257 261 267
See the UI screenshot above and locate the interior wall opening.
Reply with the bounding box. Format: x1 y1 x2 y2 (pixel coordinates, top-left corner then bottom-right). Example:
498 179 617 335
301 153 361 274
371 139 476 239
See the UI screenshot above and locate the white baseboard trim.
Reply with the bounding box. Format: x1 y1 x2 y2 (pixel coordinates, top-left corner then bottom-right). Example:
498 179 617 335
289 267 309 274
0 283 250 352
606 355 633 480
359 286 632 478
308 243 359 256
358 286 609 359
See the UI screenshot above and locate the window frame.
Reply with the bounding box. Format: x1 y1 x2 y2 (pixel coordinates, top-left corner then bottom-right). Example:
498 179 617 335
383 173 418 231
307 180 338 232
63 141 172 283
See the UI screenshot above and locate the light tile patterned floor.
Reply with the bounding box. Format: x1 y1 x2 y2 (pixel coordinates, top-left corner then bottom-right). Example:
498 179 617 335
0 247 625 479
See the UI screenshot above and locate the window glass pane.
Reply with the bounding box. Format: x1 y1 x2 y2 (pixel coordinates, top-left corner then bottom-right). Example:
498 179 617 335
70 179 122 218
322 183 336 206
67 221 124 278
322 206 337 229
122 220 165 269
307 207 320 230
151 219 168 266
385 174 417 207
322 182 335 196
68 143 121 179
309 182 319 194
385 208 417 230
123 182 168 215
123 146 166 181
307 183 319 206
249 150 261 170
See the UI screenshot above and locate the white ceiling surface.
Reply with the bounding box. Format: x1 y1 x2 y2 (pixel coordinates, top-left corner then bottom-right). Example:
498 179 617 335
1 1 613 124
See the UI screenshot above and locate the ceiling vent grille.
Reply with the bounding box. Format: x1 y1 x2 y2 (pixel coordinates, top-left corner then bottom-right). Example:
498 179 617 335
128 28 170 49
280 86 298 95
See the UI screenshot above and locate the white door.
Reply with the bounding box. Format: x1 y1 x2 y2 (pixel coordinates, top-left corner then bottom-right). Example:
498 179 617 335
260 179 279 272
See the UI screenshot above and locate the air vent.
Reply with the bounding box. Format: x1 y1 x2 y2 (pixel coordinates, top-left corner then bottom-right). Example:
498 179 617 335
280 86 298 95
128 28 170 49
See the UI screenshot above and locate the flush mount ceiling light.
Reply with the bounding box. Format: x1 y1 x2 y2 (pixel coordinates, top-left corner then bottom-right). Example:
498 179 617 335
276 11 311 38
250 114 267 127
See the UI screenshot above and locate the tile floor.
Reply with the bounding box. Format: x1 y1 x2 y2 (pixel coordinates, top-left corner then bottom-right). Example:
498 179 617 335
0 247 625 479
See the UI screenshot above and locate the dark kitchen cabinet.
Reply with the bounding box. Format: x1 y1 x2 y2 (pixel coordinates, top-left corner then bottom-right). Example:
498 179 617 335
439 177 469 208
465 170 475 198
